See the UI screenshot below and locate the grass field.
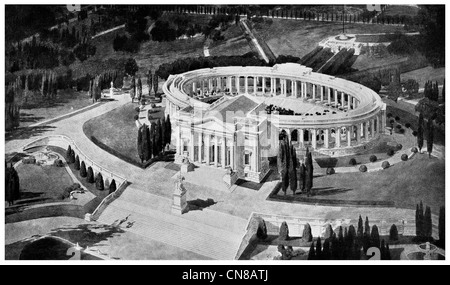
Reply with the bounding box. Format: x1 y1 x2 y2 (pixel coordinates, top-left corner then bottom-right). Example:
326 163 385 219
382 5 420 17
15 163 73 205
253 18 406 58
401 66 446 87
279 154 445 213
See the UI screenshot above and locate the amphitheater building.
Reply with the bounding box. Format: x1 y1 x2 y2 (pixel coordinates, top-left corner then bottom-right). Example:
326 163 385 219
163 63 386 182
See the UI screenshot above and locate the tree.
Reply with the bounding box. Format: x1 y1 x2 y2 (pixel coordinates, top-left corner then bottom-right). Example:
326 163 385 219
70 149 76 164
5 163 20 206
74 155 80 170
151 122 158 157
371 225 380 248
427 119 434 157
364 217 371 236
385 244 391 260
302 223 313 242
324 224 334 240
315 237 322 259
438 207 445 248
279 221 289 241
80 161 87 177
298 162 306 192
142 124 151 161
288 143 298 194
304 147 314 195
322 238 331 260
161 115 166 151
109 179 117 194
416 201 424 238
130 76 136 102
308 241 316 260
147 69 153 96
137 125 144 162
136 77 142 102
389 224 399 241
153 74 159 96
125 58 138 76
277 140 289 194
66 145 72 162
95 173 104 190
157 119 163 153
256 218 268 240
165 115 172 146
86 166 94 183
424 206 432 239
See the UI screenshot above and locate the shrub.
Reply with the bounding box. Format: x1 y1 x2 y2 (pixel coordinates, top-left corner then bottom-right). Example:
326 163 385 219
405 123 411 128
72 183 81 190
382 161 390 169
395 116 400 121
412 131 418 137
66 145 72 162
401 154 408 161
389 224 399 241
134 114 139 121
349 158 357 165
399 128 405 134
109 179 117 194
369 155 377 162
387 113 392 118
151 103 157 108
22 156 36 164
387 149 395 156
134 107 140 112
54 159 64 167
80 161 87 177
95 173 104 190
256 218 268 240
74 155 80 170
302 223 313 242
326 167 335 175
69 149 76 164
396 144 403 150
411 147 418 153
396 125 402 129
359 165 367 172
86 167 94 183
279 221 289 241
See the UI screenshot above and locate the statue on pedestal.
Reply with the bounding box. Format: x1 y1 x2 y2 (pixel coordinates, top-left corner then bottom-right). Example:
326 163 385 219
109 81 114 97
172 175 188 215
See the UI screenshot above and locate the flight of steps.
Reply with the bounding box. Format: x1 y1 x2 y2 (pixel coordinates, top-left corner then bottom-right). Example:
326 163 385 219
97 187 247 260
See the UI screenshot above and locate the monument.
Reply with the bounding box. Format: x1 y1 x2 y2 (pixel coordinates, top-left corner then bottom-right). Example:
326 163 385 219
180 157 195 173
172 175 188 215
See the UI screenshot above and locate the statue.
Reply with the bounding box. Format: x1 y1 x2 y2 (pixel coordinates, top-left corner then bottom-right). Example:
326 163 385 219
172 175 188 214
109 81 114 97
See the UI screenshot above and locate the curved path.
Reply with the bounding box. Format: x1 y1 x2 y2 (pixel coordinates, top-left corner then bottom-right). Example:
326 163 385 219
5 89 425 259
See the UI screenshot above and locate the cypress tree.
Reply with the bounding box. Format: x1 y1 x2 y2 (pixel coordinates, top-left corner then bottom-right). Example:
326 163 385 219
279 221 289 241
288 143 297 194
424 206 432 239
304 147 314 195
130 76 136 102
155 119 162 155
385 244 391 260
80 161 87 177
302 223 313 242
74 155 80 170
298 162 306 192
416 203 421 237
137 125 144 162
86 167 94 183
151 122 158 157
324 224 334 240
142 124 151 161
66 145 72 162
418 201 424 238
331 233 339 260
322 238 331 260
418 113 424 152
389 224 399 241
157 119 163 152
364 217 371 236
438 207 445 248
371 225 380 248
95 173 104 190
137 77 142 102
70 149 76 164
153 74 159 96
308 241 316 260
316 237 322 259
427 119 434 157
165 115 172 146
147 69 153 96
161 115 166 151
357 215 364 243
109 179 117 194
380 239 387 260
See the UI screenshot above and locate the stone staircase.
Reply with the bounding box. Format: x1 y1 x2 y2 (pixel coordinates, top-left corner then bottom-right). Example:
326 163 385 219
97 187 247 260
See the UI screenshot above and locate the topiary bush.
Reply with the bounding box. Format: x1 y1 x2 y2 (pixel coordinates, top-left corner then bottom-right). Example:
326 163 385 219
399 128 405 134
54 159 64 167
95 173 104 190
66 145 72 162
401 154 408 161
396 144 403 150
80 161 87 177
256 218 268 240
369 155 377 162
411 147 418 153
359 165 367 172
405 123 411 128
74 155 80 170
279 221 289 241
109 179 117 194
134 107 140 112
396 125 402 129
302 223 313 242
389 224 399 241
349 158 357 165
387 113 392 118
381 161 390 169
86 167 94 183
326 167 335 175
387 149 395 156
412 131 418 137
134 114 139 121
395 116 400 121
61 186 73 200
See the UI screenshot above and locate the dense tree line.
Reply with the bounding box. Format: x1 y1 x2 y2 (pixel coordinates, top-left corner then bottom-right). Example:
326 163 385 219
137 115 172 163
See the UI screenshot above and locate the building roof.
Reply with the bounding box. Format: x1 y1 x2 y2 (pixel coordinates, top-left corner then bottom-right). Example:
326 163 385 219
204 94 261 122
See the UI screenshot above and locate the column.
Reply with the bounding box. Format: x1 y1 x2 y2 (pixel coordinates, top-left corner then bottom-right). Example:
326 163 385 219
198 132 203 163
253 143 258 171
262 77 266 95
291 80 294 97
176 125 182 155
376 115 380 134
253 76 257 94
230 141 235 170
270 77 274 94
190 130 195 161
221 137 226 168
208 78 212 92
205 134 210 165
299 129 304 146
217 77 221 91
236 76 240 94
245 76 248 94
335 127 341 148
347 127 352 147
320 86 324 101
312 84 316 100
324 128 329 149
356 124 361 144
365 121 369 141
312 129 317 149
371 119 375 138
192 82 196 94
328 88 331 104
214 135 218 167
334 90 338 107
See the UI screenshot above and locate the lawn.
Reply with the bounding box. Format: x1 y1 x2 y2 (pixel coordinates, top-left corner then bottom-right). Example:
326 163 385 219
253 18 406 58
19 89 96 128
400 66 445 88
82 102 167 167
14 163 74 206
382 5 420 17
275 154 445 213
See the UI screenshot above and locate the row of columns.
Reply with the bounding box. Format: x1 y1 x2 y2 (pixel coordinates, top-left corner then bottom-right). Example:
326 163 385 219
284 114 383 150
190 77 359 110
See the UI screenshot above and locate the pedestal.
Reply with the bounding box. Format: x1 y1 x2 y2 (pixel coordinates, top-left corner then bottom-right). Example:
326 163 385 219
172 179 188 215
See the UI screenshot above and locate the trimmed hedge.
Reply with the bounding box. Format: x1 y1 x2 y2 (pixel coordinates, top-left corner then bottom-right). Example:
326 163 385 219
387 149 395 156
396 144 403 150
359 165 367 172
74 155 80 170
369 155 377 163
109 179 117 194
405 123 411 128
412 131 418 137
411 147 418 153
54 159 64 167
381 161 390 169
80 161 87 177
95 173 104 190
87 166 94 183
401 154 408 161
326 167 335 175
349 158 357 166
